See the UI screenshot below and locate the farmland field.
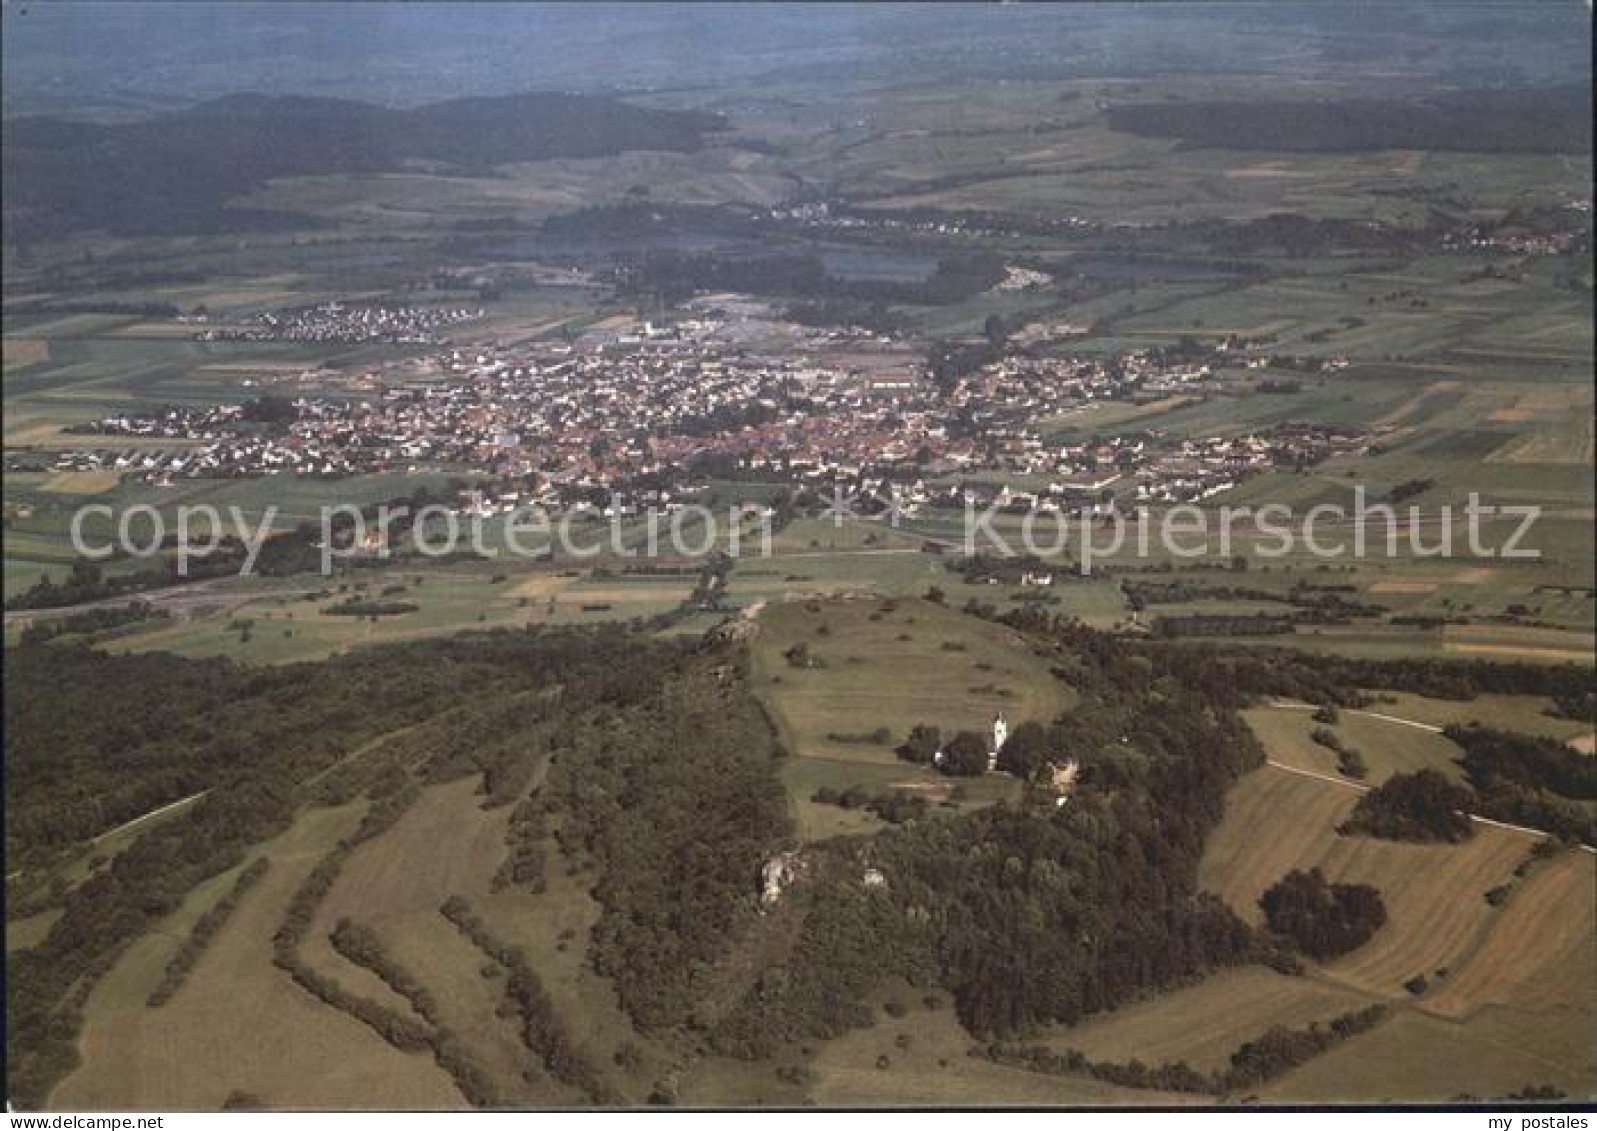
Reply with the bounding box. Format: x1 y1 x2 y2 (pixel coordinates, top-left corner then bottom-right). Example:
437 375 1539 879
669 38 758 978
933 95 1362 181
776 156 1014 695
1243 704 1466 784
1362 692 1594 746
1196 762 1596 1100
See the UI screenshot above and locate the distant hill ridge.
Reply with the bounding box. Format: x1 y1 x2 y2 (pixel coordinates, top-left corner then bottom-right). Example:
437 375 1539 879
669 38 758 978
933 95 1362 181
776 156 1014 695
3 91 729 238
1105 82 1592 155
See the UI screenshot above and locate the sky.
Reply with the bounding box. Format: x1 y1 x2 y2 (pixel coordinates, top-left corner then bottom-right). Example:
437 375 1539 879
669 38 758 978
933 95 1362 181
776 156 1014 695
3 2 1589 116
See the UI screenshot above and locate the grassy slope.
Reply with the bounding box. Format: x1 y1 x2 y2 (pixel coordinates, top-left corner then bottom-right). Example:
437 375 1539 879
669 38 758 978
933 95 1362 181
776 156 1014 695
1039 966 1375 1076
807 991 1202 1107
1196 761 1595 1100
52 803 464 1110
1243 705 1466 784
751 596 1069 839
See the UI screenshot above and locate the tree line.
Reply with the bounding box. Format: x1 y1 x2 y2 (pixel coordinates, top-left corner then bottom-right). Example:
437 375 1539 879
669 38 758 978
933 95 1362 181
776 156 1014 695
147 857 271 1008
987 1003 1389 1096
439 896 613 1103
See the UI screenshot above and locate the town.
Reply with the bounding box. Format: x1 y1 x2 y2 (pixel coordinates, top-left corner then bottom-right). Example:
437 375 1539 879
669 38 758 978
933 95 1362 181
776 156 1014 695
194 301 485 345
64 310 1369 517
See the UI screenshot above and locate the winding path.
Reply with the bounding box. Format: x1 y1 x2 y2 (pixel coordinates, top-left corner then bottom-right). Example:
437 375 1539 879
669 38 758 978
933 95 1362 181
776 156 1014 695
1260 704 1595 854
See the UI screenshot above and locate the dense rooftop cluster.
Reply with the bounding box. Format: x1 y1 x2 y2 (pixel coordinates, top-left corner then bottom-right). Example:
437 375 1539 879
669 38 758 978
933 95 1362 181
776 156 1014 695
64 322 1368 508
195 302 484 345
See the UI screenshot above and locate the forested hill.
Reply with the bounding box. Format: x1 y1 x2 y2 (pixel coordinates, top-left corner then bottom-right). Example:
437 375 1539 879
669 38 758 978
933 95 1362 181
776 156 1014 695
1106 82 1593 154
2 92 728 238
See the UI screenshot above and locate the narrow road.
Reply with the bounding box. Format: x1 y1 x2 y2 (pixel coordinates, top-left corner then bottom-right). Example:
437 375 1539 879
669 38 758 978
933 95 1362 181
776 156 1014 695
1268 700 1443 733
7 790 212 887
1353 711 1444 734
1265 758 1371 794
3 579 328 624
90 789 208 844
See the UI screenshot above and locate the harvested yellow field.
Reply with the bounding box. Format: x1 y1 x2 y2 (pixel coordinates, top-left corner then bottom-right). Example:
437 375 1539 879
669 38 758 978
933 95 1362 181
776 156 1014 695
560 582 694 605
1198 765 1532 1001
1368 580 1440 594
1443 623 1596 664
105 321 208 339
1487 422 1596 466
1224 162 1320 179
510 572 575 601
1050 967 1376 1074
1198 766 1358 909
2 338 50 369
1322 830 1542 1003
1260 1005 1595 1102
200 361 322 374
38 470 122 495
3 422 71 448
1445 642 1595 663
1202 764 1595 1100
1424 849 1596 1020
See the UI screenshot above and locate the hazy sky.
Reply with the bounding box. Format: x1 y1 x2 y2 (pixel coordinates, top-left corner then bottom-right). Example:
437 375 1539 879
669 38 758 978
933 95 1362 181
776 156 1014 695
3 2 1589 115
